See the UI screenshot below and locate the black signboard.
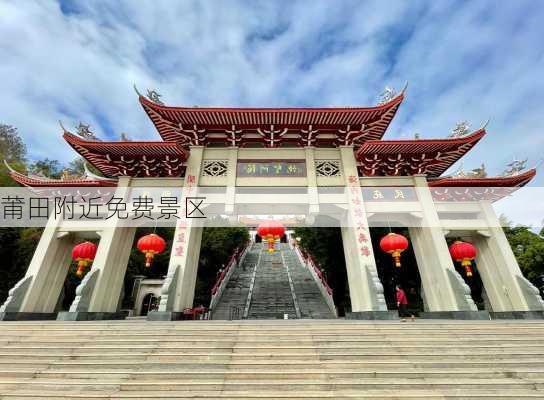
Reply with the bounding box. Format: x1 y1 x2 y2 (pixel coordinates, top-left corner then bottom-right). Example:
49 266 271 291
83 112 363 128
237 160 306 177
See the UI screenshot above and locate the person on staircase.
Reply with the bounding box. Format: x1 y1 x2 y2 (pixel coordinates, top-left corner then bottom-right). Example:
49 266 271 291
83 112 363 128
396 285 415 322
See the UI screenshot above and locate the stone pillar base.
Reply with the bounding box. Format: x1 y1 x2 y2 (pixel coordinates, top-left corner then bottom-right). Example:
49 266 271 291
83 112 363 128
56 311 128 321
146 311 185 321
0 312 57 321
490 311 544 320
345 311 398 320
419 311 490 320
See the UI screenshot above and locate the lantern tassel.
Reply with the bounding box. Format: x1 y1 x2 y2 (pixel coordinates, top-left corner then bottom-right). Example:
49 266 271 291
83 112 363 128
76 264 86 277
392 250 402 267
76 259 88 277
462 259 473 276
145 252 155 268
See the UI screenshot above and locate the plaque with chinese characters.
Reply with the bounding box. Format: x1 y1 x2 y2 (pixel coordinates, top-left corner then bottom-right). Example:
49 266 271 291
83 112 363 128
361 187 417 201
237 160 306 177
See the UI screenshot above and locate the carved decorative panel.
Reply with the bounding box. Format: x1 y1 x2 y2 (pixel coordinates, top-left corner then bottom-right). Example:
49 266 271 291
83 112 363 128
202 160 228 177
315 160 341 177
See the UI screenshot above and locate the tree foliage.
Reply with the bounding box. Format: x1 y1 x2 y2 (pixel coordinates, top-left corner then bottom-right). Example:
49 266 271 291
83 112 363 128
194 226 249 306
293 227 349 314
0 124 26 163
0 124 27 186
502 221 544 282
29 158 63 179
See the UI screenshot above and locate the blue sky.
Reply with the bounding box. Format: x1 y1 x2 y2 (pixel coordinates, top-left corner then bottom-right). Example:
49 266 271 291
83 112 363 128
1 0 543 184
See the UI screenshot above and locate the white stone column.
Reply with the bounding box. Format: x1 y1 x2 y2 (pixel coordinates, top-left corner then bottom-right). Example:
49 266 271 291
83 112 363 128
339 146 387 313
63 177 137 317
473 201 544 312
411 176 477 312
172 225 203 310
1 215 74 316
154 146 205 317
305 147 320 215
224 146 238 214
84 226 136 313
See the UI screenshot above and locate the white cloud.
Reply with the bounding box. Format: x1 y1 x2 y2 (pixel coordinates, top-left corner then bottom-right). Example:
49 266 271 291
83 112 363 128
0 0 542 188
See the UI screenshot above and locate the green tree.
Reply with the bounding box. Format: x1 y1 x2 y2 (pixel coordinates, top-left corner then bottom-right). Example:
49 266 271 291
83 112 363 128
0 124 26 163
0 124 27 186
503 222 544 281
194 226 249 306
67 158 86 176
29 158 63 179
293 227 349 315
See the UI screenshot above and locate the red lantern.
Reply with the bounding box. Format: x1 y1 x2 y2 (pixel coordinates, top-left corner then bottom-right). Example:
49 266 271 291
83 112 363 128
269 221 285 239
379 232 409 267
257 223 270 239
137 233 166 267
449 241 477 277
257 221 285 253
72 241 98 277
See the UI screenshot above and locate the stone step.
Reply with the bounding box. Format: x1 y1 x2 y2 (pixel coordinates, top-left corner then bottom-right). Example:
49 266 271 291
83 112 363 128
2 332 538 339
1 353 543 362
3 338 543 346
0 377 542 392
2 332 544 340
3 359 544 369
2 323 543 330
3 369 544 380
3 343 544 352
0 320 543 398
3 389 544 399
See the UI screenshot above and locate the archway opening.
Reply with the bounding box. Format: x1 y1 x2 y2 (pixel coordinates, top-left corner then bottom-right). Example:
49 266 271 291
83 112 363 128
370 227 424 315
123 227 174 312
447 237 487 311
56 237 99 312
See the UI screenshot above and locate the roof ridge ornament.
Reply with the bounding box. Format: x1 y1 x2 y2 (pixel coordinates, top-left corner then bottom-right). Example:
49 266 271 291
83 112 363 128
59 120 69 133
451 161 466 177
377 86 396 105
451 161 487 178
61 169 79 181
76 122 100 141
146 89 164 105
133 84 143 97
502 157 528 176
449 121 471 138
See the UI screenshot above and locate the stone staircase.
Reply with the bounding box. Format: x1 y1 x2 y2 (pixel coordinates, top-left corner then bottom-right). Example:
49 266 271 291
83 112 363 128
212 243 336 320
282 245 336 319
0 320 543 398
211 245 260 320
247 244 298 319
212 243 335 320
